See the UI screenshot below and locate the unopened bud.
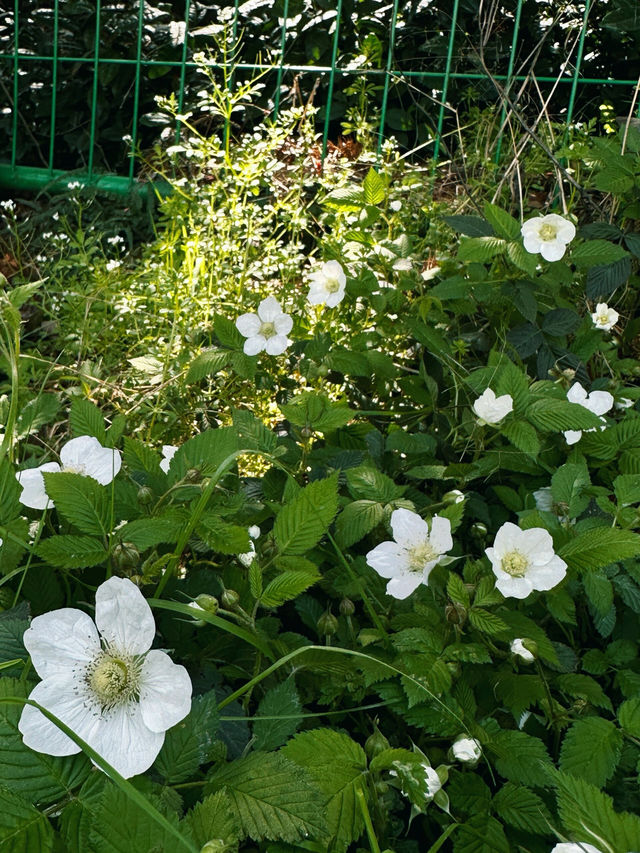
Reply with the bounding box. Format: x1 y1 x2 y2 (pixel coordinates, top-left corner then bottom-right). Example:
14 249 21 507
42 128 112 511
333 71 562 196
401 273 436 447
443 489 465 505
112 541 140 572
445 601 466 624
200 841 227 853
365 728 390 759
339 598 355 616
317 609 338 636
221 589 240 609
470 522 488 539
137 485 154 505
195 593 219 614
185 467 202 483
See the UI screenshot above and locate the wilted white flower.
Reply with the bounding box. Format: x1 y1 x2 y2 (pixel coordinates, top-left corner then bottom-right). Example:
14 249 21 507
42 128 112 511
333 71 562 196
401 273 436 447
238 526 260 567
521 213 576 262
451 736 482 764
424 765 442 799
615 397 634 410
421 265 441 281
591 302 619 331
159 444 178 473
472 389 513 425
16 436 122 510
485 522 567 599
19 577 192 778
236 296 293 356
563 382 614 445
307 260 347 308
550 844 605 853
366 508 453 600
510 638 535 662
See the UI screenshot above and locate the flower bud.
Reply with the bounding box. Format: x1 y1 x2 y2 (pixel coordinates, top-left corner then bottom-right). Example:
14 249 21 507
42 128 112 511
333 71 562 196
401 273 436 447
451 735 482 764
317 609 338 637
365 728 390 759
185 467 202 483
137 485 154 505
221 589 240 609
510 637 536 662
339 597 355 616
200 841 228 853
470 522 488 539
445 601 466 625
443 489 465 505
112 541 140 572
195 594 219 614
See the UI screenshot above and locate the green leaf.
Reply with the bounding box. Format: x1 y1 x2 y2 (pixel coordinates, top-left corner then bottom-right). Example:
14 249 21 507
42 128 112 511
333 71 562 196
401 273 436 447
69 398 107 444
492 782 551 835
614 473 640 506
233 408 277 454
123 437 162 475
0 457 22 526
274 474 339 556
552 769 640 851
214 314 244 349
501 419 541 455
457 236 506 263
15 395 61 441
554 674 613 711
442 214 493 237
184 791 239 851
551 460 591 517
260 567 321 607
583 570 613 616
345 466 405 503
585 256 632 299
558 528 640 571
0 786 54 853
559 718 622 786
525 399 603 432
35 535 109 569
154 691 219 784
116 514 186 550
483 203 520 241
362 167 386 205
170 427 238 479
468 608 508 635
453 813 510 853
206 752 328 844
335 500 384 548
571 239 630 268
279 393 354 433
507 322 544 359
506 240 538 275
198 517 251 555
42 472 111 536
186 349 230 383
253 680 302 751
618 697 640 737
447 573 470 608
541 308 581 336
489 730 552 787
282 729 367 851
90 781 183 853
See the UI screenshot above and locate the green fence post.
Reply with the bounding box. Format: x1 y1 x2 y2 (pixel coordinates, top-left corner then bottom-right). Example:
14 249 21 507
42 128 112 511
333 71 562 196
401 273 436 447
128 0 146 184
321 0 343 162
10 0 19 170
432 0 460 166
566 0 592 130
47 0 60 174
175 0 192 143
376 0 400 161
87 0 102 179
273 0 290 121
494 0 523 164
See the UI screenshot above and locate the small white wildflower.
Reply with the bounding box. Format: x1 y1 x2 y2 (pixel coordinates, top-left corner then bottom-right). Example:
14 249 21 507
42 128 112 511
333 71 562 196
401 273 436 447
485 522 567 600
159 445 178 474
521 213 576 262
105 259 121 272
591 302 619 331
510 638 535 662
563 382 614 445
248 525 260 539
451 736 482 764
236 297 293 356
472 389 513 425
307 260 347 309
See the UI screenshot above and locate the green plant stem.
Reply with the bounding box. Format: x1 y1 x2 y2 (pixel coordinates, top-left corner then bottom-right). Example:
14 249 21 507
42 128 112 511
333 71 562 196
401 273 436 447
356 784 381 853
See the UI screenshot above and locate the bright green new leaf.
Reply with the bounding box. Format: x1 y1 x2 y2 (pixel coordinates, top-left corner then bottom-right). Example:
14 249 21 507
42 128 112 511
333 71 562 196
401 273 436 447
274 473 339 555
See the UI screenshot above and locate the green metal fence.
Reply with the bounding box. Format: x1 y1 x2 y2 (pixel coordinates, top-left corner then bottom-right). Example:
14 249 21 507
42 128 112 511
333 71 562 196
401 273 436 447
0 0 638 197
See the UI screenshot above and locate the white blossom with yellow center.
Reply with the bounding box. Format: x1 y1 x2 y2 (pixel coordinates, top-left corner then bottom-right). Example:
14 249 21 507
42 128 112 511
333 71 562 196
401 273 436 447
307 260 347 309
18 577 192 778
366 508 453 599
16 435 122 510
236 296 293 356
521 213 576 262
591 302 619 332
485 521 567 599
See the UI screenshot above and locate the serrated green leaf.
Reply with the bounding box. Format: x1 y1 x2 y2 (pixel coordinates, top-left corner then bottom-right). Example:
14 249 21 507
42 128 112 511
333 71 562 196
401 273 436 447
585 256 632 299
559 528 640 571
170 427 238 480
614 474 640 506
583 570 614 616
184 791 239 850
447 573 470 608
362 167 386 205
274 474 338 556
116 514 186 550
233 408 277 454
198 517 251 555
442 214 493 237
206 752 328 844
490 729 552 787
260 568 321 607
554 673 613 711
122 437 163 475
618 697 640 737
526 398 603 432
282 729 367 851
0 786 54 853
345 466 405 503
483 203 521 241
253 680 302 751
457 236 507 263
69 398 107 444
571 239 630 268
0 456 23 525
541 308 581 336
453 812 510 853
35 535 109 569
335 500 384 548
492 782 551 835
186 349 230 383
154 691 219 784
468 608 508 635
506 240 538 275
42 472 111 536
15 395 61 442
551 460 591 517
501 419 541 454
279 393 353 433
559 718 622 786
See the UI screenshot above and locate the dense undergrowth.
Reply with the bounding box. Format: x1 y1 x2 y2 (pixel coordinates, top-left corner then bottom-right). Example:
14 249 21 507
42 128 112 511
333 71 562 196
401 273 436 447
0 67 639 853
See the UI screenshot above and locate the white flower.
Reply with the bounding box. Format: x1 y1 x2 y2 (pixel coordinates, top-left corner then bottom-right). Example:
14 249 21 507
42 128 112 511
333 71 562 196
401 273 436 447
521 213 576 262
307 260 347 308
159 444 178 473
238 525 261 566
563 382 614 445
533 487 554 512
16 436 122 510
236 297 293 356
424 765 442 799
511 638 535 662
550 844 605 853
485 522 567 599
105 259 121 272
451 736 482 763
472 389 513 425
248 525 261 540
366 508 453 600
591 302 619 331
18 577 192 778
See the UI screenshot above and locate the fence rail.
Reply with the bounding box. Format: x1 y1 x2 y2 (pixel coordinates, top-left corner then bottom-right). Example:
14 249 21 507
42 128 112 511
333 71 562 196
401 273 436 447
0 0 638 196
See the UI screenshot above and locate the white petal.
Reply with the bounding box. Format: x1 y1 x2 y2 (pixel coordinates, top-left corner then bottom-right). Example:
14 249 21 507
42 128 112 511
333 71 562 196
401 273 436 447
61 436 121 485
160 445 178 474
17 462 60 509
586 390 614 416
244 335 266 356
520 219 540 239
429 515 453 554
325 288 346 308
273 313 293 335
23 608 100 680
567 383 588 405
235 312 261 338
390 508 430 548
494 574 533 599
257 296 283 323
19 676 93 757
522 233 542 255
307 284 327 305
564 429 582 445
386 573 423 600
138 650 192 733
366 541 410 578
519 527 554 563
265 335 289 355
89 702 165 778
95 577 155 656
491 522 523 557
322 260 346 285
527 556 567 591
553 218 576 243
539 240 567 262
